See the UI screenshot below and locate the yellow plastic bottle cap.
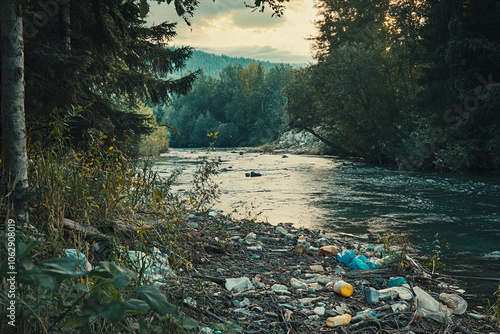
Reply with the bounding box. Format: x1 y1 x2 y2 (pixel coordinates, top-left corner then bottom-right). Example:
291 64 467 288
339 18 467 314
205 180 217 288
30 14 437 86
333 281 353 297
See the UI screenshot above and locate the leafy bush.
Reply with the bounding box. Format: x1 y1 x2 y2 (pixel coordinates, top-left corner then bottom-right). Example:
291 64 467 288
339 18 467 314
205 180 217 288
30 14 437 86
0 240 197 333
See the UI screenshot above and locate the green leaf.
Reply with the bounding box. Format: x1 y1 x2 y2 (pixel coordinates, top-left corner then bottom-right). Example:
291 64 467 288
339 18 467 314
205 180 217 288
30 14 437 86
125 299 150 315
177 315 199 329
98 301 127 324
135 286 177 315
18 240 43 259
100 262 135 280
139 0 150 18
60 318 86 328
63 294 81 307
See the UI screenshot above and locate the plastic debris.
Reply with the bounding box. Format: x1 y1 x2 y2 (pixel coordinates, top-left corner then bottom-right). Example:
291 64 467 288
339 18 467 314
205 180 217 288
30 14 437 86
326 280 353 297
314 306 326 316
326 314 351 327
309 265 324 272
439 293 468 314
63 249 93 271
337 249 378 270
414 286 453 323
364 287 379 304
276 226 288 235
225 277 254 291
388 276 408 287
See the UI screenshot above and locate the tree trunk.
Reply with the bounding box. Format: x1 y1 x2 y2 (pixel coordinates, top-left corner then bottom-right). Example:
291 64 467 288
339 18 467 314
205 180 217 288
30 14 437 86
1 0 29 223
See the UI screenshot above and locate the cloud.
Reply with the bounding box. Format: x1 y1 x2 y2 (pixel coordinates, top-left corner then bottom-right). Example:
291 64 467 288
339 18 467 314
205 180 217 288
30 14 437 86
146 0 317 64
232 10 286 28
199 45 312 64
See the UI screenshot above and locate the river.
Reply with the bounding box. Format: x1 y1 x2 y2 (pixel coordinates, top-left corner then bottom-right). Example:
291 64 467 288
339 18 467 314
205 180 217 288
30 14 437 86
154 148 500 305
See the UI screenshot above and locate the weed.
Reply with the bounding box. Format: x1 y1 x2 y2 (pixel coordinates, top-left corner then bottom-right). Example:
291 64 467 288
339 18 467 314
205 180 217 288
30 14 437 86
425 233 447 275
376 233 412 273
486 285 500 323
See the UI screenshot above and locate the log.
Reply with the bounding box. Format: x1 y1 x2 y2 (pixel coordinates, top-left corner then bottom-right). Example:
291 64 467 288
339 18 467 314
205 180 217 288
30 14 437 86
61 218 108 240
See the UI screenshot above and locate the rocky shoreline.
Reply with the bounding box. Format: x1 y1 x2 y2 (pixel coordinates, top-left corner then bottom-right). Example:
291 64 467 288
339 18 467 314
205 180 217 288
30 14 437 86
157 214 499 334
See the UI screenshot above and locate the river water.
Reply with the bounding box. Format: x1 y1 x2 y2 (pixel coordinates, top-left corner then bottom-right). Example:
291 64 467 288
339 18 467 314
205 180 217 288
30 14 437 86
154 149 500 305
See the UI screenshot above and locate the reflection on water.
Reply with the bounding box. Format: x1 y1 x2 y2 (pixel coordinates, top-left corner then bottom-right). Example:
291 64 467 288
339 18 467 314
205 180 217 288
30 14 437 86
155 149 500 304
318 162 500 304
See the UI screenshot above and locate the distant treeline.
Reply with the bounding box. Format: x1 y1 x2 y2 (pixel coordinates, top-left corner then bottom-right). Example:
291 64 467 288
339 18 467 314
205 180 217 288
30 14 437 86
174 49 297 78
155 62 295 147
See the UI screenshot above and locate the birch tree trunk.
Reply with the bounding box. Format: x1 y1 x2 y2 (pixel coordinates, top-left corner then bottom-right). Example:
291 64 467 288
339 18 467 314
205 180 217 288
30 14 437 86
1 0 29 223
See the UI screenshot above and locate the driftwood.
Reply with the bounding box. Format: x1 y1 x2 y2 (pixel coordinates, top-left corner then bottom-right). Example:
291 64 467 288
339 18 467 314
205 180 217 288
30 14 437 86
61 218 108 240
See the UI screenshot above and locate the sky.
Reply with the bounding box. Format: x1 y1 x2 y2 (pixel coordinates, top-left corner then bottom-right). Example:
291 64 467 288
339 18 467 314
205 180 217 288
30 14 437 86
146 0 318 64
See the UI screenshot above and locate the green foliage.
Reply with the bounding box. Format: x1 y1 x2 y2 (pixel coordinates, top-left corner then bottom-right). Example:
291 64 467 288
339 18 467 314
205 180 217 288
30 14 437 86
486 286 500 324
134 105 170 157
376 233 412 273
0 241 197 333
287 0 500 172
174 49 287 79
166 63 296 148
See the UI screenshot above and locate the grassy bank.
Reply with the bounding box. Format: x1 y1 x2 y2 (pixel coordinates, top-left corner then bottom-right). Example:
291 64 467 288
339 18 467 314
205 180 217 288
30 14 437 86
0 131 222 332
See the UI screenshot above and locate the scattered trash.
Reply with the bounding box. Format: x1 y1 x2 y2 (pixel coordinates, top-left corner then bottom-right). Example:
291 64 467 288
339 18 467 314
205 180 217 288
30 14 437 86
364 287 379 304
314 306 326 316
275 226 288 235
337 249 378 270
233 297 251 307
318 245 339 256
326 314 351 327
387 276 407 287
414 286 453 323
439 293 468 314
159 213 493 333
225 277 254 291
63 249 93 271
352 308 377 323
309 264 324 272
331 280 354 297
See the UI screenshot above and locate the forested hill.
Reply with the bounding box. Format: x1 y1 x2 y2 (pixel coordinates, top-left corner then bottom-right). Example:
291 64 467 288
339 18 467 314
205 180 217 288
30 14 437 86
176 49 296 77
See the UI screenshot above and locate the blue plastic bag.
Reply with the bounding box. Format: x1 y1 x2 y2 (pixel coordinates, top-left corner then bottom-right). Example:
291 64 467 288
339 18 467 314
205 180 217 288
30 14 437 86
337 250 378 271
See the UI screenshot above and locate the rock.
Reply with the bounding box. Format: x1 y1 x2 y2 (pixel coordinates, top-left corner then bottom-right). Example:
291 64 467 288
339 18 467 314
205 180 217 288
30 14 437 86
245 171 262 177
309 265 324 272
290 278 308 289
318 245 340 256
314 306 326 316
233 297 251 307
271 284 291 295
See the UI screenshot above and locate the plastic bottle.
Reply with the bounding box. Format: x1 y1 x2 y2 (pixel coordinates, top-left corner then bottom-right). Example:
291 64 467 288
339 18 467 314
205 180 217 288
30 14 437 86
364 287 379 304
439 293 468 314
414 286 452 323
326 314 351 327
351 308 378 323
333 280 354 297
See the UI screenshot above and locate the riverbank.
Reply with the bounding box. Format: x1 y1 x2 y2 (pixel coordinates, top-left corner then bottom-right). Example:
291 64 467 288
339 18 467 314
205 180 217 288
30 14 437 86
155 148 500 308
161 213 499 333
